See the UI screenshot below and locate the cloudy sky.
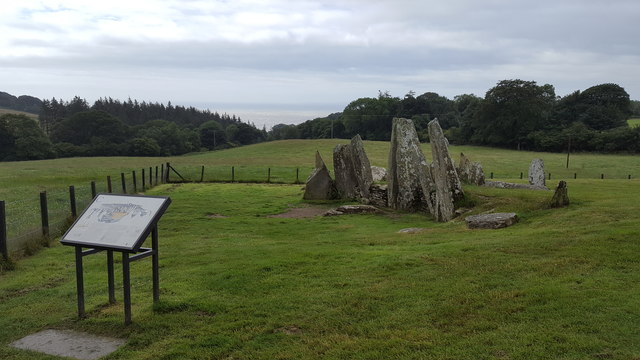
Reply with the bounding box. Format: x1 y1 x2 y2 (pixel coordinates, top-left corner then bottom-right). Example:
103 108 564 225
1 0 638 128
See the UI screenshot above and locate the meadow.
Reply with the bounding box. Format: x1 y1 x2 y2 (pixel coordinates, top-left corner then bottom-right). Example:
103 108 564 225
628 118 640 128
0 140 639 359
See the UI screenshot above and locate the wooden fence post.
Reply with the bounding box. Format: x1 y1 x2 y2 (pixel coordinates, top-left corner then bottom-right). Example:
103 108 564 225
160 164 164 183
200 166 205 182
69 186 77 218
296 168 300 184
267 168 271 183
574 173 577 179
601 174 604 179
133 171 137 193
155 166 159 185
107 176 112 193
232 166 235 182
142 168 146 190
40 191 49 240
121 173 127 194
166 162 171 183
149 167 153 186
91 181 97 198
0 200 7 260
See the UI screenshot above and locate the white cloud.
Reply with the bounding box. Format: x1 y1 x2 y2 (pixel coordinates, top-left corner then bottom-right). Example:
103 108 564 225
1 0 639 129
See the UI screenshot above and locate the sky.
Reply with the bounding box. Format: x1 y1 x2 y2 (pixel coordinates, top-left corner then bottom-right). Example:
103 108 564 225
1 0 639 129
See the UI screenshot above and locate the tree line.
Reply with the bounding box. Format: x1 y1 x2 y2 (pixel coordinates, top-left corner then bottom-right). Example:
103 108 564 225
269 80 640 153
1 95 267 161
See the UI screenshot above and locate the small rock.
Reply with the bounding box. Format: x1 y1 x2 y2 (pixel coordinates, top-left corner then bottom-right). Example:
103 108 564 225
465 213 519 229
397 227 428 234
368 184 388 207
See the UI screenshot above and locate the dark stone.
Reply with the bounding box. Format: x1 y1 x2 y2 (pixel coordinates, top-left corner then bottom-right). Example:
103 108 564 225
332 135 374 200
303 151 336 200
368 184 388 207
465 213 519 229
549 180 569 208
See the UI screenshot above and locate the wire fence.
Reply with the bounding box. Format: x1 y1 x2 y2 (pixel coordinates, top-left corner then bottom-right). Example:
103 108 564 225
0 164 168 261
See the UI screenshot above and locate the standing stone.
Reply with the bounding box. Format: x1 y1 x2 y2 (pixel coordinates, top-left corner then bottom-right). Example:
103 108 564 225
333 144 358 199
428 119 464 222
457 153 485 186
549 180 569 208
387 118 435 213
350 134 373 199
529 159 546 188
303 151 336 200
332 135 374 201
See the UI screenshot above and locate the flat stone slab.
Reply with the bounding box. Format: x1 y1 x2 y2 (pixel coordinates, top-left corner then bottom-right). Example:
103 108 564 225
484 180 549 191
10 329 126 360
465 212 518 229
323 205 381 216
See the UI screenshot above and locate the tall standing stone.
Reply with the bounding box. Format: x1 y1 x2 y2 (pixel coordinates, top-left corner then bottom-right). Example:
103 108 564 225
350 135 373 199
528 158 546 188
387 118 435 213
333 144 358 199
428 119 464 222
303 151 336 200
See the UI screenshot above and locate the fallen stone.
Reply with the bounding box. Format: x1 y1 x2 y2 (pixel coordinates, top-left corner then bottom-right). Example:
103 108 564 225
323 204 382 216
428 119 464 222
371 166 387 182
303 151 337 200
11 329 125 360
387 117 435 213
368 184 388 207
397 227 428 234
465 213 519 229
549 180 569 208
529 158 546 188
484 181 549 191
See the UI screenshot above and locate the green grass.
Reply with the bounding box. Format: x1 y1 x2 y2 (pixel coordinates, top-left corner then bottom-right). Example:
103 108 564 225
1 180 639 359
1 140 639 252
628 118 640 128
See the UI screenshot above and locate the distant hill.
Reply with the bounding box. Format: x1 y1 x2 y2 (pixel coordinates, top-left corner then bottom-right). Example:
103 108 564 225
0 91 42 114
0 107 38 119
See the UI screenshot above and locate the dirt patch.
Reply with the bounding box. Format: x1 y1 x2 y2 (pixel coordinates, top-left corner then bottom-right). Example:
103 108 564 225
274 325 303 335
268 206 329 218
206 213 229 219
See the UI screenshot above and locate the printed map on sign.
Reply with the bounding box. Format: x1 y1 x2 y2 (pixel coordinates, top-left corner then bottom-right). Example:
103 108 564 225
62 194 170 250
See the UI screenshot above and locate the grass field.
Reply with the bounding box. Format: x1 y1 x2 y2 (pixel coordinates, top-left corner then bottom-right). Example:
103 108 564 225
0 178 639 359
628 118 640 128
1 140 639 250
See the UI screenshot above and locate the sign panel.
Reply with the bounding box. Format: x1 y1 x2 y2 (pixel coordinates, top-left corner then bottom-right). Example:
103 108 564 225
61 194 171 251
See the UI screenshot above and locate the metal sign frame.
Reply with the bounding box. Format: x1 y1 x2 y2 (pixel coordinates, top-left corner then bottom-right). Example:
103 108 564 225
60 193 171 325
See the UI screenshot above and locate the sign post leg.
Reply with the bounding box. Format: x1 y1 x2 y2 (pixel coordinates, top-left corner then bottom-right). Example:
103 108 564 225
152 226 159 302
122 252 131 325
75 246 85 318
107 250 115 304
